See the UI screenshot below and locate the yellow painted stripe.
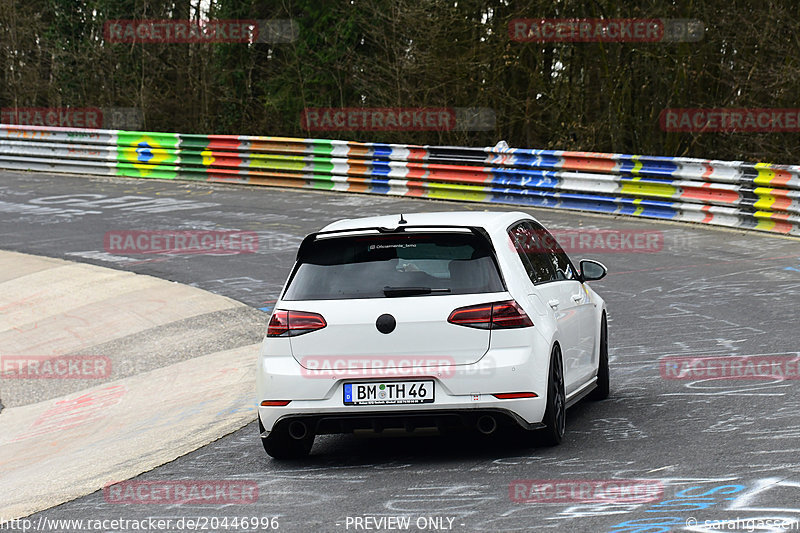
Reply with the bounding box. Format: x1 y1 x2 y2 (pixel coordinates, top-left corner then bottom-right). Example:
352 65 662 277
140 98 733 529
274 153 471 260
753 193 776 210
754 169 776 186
200 150 215 167
249 154 306 171
425 182 491 202
118 147 173 163
754 218 777 231
630 156 643 177
632 198 644 216
250 153 304 162
620 182 677 198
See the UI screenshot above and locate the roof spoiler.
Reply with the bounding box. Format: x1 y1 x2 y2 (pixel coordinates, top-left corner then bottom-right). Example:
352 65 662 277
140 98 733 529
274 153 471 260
295 224 488 263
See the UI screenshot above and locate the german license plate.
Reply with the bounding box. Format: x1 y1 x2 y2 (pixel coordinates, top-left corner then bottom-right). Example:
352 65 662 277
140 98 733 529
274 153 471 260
343 381 434 405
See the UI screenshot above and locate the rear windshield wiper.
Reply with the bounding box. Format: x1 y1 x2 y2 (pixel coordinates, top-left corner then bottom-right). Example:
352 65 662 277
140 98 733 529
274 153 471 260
382 286 452 297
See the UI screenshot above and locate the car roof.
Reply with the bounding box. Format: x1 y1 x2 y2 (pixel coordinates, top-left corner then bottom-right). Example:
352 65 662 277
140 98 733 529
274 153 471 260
320 210 536 233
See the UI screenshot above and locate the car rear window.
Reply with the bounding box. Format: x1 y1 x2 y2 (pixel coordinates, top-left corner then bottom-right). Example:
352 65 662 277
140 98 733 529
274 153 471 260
282 231 505 300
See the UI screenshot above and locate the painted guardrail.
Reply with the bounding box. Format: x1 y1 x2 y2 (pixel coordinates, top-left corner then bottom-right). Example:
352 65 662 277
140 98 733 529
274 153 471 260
1 124 799 236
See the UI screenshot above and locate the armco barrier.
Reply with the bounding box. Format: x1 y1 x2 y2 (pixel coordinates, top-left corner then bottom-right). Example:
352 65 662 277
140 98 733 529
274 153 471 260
1 124 799 236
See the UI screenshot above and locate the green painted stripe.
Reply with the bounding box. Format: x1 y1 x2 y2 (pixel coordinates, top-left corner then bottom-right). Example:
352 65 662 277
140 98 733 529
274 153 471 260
310 174 336 190
116 131 180 148
115 163 178 179
311 141 337 156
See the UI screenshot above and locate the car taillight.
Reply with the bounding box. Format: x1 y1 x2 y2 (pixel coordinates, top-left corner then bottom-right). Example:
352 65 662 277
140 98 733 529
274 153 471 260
267 310 327 337
448 300 533 330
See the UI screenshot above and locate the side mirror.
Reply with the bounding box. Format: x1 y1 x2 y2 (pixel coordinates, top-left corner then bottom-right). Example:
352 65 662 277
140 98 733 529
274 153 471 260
580 259 607 281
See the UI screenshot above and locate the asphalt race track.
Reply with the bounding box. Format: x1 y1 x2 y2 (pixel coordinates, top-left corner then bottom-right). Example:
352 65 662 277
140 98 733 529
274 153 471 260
2 170 800 532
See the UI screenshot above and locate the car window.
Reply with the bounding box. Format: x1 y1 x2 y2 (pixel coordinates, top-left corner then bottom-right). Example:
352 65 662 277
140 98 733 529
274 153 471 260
508 222 556 284
526 220 576 281
283 231 505 300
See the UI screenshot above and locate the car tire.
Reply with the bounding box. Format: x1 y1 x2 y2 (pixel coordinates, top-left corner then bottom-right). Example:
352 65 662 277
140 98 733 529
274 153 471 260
259 418 314 459
539 346 566 446
588 314 609 401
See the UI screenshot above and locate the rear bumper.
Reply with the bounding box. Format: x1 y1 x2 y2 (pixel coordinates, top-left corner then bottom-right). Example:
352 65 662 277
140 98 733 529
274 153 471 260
261 408 546 437
256 337 552 435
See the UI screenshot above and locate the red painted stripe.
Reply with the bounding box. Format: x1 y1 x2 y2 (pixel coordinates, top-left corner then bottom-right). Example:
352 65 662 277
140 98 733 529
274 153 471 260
206 137 242 150
701 205 714 223
562 151 616 160
770 169 792 187
426 168 488 183
404 180 427 196
406 148 428 161
560 156 617 172
770 197 792 210
681 187 740 205
204 154 244 167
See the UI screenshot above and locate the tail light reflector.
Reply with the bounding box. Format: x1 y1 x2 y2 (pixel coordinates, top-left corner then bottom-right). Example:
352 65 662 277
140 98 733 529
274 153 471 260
448 300 533 329
492 392 538 399
267 310 327 337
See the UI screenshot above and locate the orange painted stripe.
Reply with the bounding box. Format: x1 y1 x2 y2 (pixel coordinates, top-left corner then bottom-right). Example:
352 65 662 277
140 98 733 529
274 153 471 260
207 174 246 183
246 169 306 180
346 163 370 176
347 145 371 158
246 177 306 188
347 181 370 193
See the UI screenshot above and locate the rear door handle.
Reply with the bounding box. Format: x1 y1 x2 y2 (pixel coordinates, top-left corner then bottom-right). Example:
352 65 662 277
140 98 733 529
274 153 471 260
548 299 560 309
571 293 583 303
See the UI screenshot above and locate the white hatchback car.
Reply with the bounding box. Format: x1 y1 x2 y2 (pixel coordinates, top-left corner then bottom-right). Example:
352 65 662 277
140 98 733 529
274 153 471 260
257 211 608 458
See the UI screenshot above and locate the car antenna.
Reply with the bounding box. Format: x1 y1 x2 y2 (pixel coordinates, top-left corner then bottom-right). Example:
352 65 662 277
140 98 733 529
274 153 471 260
398 213 407 224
